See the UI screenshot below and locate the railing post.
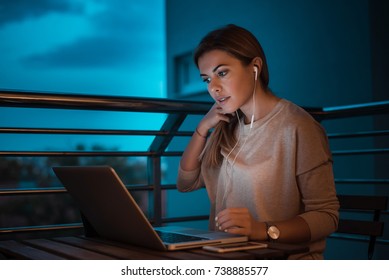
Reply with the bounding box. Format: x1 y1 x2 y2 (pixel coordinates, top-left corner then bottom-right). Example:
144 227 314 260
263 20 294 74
148 156 162 226
147 113 188 227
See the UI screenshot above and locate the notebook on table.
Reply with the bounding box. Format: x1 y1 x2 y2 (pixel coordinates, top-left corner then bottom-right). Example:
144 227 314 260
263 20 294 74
52 166 247 251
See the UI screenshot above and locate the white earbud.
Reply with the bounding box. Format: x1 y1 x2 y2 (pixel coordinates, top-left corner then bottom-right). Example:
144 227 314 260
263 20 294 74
253 66 258 81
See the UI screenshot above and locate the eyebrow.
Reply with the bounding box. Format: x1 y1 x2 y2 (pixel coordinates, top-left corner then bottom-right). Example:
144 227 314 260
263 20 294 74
199 64 227 77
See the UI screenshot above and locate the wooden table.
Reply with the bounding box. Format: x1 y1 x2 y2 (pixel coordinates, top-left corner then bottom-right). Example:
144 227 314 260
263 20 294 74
0 236 308 260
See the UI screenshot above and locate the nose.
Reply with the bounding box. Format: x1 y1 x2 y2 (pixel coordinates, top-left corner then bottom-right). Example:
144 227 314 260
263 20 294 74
209 78 221 95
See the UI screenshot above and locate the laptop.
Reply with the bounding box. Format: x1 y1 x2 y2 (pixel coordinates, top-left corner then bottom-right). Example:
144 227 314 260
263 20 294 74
52 166 247 251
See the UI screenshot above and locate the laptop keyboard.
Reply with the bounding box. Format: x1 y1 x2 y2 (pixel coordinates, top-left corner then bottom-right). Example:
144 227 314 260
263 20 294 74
155 230 208 243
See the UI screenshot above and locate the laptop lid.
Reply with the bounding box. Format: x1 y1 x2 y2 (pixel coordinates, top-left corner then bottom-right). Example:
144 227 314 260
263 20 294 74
52 166 247 251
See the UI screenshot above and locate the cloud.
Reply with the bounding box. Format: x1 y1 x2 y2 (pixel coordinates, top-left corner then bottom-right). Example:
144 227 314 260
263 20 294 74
22 34 162 69
19 0 164 69
91 0 162 34
0 0 84 27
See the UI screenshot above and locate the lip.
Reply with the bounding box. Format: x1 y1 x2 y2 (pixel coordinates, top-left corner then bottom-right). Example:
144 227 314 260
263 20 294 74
217 96 230 104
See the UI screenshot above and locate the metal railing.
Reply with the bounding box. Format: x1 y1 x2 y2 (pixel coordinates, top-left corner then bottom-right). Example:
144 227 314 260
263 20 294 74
1 90 389 246
0 90 213 237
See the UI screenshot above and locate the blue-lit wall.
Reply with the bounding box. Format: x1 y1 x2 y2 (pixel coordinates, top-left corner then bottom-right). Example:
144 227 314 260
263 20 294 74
166 0 375 106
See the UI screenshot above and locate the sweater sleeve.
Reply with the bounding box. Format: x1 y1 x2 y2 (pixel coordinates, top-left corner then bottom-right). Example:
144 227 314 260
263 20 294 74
176 164 205 192
295 119 332 176
297 161 339 241
294 114 339 241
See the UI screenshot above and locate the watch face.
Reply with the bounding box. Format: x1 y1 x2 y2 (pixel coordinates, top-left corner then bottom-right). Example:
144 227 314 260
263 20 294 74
268 226 280 240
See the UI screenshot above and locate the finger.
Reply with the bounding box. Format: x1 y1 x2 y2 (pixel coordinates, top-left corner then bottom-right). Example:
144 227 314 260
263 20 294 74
216 210 251 230
212 103 222 111
215 209 229 220
217 208 246 219
215 211 232 228
224 227 247 236
217 219 237 231
214 106 224 114
217 114 231 123
215 209 245 227
217 213 246 229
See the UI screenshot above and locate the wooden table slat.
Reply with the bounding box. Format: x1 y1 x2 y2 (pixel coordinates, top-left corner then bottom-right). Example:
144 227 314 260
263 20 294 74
0 236 309 260
22 238 116 260
53 236 166 260
84 237 221 260
0 240 66 260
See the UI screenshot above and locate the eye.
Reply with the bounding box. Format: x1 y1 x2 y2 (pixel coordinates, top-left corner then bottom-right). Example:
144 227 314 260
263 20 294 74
217 70 228 78
202 77 211 84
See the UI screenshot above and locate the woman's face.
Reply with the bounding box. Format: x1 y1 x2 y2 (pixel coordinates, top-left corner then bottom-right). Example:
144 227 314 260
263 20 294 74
198 49 256 115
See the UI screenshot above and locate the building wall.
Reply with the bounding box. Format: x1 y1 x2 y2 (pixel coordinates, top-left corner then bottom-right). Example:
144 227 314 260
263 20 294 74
369 0 389 260
166 0 372 107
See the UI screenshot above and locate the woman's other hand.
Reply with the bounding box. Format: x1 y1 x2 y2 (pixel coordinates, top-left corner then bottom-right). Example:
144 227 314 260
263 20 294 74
215 208 266 241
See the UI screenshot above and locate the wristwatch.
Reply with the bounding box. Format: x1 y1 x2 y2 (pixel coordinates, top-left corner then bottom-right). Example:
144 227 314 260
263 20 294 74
265 222 280 241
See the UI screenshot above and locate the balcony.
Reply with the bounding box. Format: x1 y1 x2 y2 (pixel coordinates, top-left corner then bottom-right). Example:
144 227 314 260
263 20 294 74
1 90 388 259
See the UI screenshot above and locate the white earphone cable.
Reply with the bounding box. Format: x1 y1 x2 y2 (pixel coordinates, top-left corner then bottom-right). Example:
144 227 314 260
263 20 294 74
222 74 257 205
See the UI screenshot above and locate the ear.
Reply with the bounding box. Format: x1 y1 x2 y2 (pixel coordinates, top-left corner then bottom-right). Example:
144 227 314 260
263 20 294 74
251 57 263 74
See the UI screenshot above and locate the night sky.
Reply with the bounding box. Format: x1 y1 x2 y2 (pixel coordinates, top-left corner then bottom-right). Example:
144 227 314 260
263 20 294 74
0 0 165 97
0 0 166 151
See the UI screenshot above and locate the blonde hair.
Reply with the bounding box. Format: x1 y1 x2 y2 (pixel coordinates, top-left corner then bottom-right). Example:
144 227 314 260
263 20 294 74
194 24 270 167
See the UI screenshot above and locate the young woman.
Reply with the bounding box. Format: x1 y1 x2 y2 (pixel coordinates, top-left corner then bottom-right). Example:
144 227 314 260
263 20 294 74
176 24 339 259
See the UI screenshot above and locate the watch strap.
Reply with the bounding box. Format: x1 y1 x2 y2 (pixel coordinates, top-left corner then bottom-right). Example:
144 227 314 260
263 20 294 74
264 222 271 242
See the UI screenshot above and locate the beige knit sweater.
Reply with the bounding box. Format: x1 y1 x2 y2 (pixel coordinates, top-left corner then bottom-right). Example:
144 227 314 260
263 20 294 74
177 99 339 259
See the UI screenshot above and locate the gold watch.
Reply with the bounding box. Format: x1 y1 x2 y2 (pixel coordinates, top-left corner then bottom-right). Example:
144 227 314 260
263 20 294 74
265 222 280 241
